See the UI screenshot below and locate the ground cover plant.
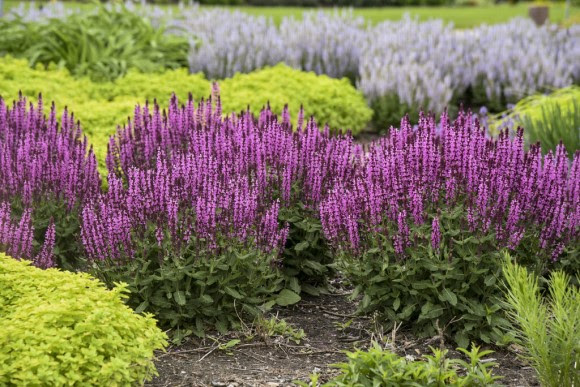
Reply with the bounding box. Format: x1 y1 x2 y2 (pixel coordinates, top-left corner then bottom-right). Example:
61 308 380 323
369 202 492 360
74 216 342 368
0 94 101 270
218 64 372 134
502 256 579 387
298 342 501 386
0 253 167 386
320 111 580 347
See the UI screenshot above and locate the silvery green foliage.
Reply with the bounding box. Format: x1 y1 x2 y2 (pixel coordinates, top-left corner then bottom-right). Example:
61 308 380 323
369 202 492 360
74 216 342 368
359 16 580 113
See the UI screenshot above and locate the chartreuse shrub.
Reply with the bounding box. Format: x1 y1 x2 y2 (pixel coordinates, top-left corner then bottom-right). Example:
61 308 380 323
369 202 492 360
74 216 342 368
490 86 580 157
297 343 501 386
0 3 189 82
0 57 370 169
0 253 167 385
320 112 579 347
0 95 101 271
502 255 579 387
219 64 372 135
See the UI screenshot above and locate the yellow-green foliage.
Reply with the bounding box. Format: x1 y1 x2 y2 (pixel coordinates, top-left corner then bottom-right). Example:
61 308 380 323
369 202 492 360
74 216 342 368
0 253 167 386
490 86 579 128
220 64 372 135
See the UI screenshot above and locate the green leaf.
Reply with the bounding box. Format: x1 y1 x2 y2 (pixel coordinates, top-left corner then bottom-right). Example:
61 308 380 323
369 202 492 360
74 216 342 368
440 288 458 306
173 291 186 306
393 298 401 311
294 241 310 252
276 289 301 306
455 331 469 349
224 287 243 299
134 301 149 314
221 339 240 350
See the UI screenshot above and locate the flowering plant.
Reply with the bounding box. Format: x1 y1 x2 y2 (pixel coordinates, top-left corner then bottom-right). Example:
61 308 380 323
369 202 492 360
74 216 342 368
105 89 358 293
320 111 579 345
0 94 100 269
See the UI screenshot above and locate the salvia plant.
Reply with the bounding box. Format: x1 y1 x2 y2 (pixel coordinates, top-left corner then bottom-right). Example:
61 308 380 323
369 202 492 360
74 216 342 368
85 89 358 337
0 94 101 269
320 111 579 346
105 87 360 293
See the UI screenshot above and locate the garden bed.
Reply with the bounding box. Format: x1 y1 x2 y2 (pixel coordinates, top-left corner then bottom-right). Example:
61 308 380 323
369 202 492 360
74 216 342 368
149 290 538 386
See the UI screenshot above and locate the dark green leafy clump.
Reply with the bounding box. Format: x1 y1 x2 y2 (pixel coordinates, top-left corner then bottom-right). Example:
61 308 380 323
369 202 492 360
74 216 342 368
338 205 518 348
279 204 335 296
0 4 189 82
93 243 285 344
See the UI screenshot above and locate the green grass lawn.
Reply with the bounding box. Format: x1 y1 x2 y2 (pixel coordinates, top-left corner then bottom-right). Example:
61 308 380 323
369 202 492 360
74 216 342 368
3 1 579 28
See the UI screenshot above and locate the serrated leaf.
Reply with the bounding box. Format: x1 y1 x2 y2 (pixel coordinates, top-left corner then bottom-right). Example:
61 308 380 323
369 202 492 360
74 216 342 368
288 277 301 294
276 289 301 306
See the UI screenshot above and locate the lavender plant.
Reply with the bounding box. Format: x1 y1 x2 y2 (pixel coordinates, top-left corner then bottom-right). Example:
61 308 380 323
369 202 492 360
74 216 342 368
0 94 101 269
360 17 580 128
320 111 579 346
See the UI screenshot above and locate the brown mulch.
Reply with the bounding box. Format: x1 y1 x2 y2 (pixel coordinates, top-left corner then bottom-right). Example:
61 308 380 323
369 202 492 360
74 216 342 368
146 288 537 387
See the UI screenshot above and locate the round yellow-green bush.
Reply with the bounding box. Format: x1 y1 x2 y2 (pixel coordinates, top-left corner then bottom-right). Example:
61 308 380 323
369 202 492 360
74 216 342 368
220 63 372 134
0 253 167 386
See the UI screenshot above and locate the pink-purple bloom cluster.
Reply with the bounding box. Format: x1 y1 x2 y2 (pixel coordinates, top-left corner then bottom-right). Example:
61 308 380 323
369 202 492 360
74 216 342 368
0 95 101 268
84 91 357 262
0 94 101 207
320 111 579 260
0 202 56 268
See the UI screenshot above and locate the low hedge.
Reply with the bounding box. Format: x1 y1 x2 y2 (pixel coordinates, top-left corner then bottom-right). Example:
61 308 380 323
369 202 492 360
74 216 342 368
0 253 167 386
220 64 372 135
0 58 372 171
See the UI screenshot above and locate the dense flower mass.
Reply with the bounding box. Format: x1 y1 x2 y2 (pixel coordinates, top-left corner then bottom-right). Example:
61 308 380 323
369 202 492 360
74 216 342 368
0 94 100 207
83 91 358 262
320 111 580 261
0 95 98 267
